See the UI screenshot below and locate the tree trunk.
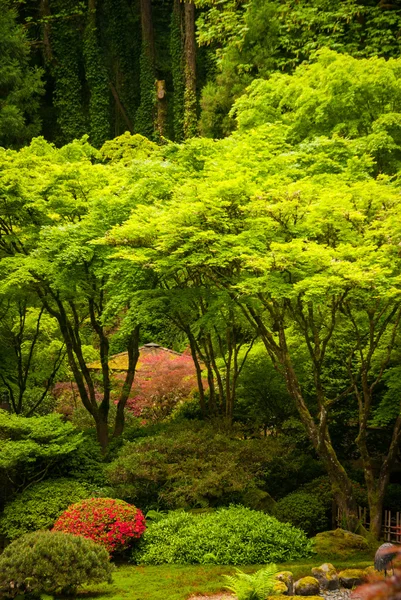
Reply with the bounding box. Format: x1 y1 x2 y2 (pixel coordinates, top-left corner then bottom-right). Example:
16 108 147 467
40 0 53 64
96 415 109 454
136 0 156 137
183 1 197 138
170 0 184 141
113 325 141 438
187 331 206 416
254 314 362 531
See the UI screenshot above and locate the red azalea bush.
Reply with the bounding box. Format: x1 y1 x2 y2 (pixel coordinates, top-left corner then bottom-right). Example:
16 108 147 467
53 497 146 553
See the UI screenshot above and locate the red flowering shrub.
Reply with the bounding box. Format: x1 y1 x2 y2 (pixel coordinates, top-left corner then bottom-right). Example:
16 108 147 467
53 498 146 553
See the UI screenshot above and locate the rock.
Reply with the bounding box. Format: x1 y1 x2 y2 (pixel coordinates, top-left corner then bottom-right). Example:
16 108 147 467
312 563 339 590
364 566 378 578
273 581 288 595
338 569 367 588
294 576 320 596
312 529 370 558
268 597 321 600
276 571 294 595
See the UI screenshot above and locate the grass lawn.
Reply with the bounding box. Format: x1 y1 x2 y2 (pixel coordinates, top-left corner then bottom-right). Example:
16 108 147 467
76 554 374 600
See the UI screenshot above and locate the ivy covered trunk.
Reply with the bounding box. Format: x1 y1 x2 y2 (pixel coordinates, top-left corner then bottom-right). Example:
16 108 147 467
183 1 197 138
136 0 155 137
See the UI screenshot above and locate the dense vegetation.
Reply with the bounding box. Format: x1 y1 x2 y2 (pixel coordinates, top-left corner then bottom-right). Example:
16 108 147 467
2 5 401 598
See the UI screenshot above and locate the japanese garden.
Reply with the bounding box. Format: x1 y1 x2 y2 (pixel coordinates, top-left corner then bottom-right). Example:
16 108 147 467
2 1 401 599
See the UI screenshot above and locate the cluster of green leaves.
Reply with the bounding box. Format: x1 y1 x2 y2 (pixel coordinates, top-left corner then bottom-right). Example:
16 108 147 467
275 491 329 536
107 419 318 511
224 564 278 600
0 478 92 540
0 531 113 597
198 0 401 138
133 506 313 565
0 410 82 472
0 0 43 147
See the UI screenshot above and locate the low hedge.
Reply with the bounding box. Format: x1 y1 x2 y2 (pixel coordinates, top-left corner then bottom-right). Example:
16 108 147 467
133 505 313 565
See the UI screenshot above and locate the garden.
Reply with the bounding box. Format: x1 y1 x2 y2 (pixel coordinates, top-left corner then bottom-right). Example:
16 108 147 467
2 0 401 599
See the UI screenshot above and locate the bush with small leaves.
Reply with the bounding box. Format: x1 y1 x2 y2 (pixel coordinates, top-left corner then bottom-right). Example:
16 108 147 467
133 505 313 565
275 491 328 536
53 497 146 553
0 530 113 598
0 478 92 540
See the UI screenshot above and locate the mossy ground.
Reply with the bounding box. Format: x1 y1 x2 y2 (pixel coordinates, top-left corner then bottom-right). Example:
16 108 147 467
67 554 374 600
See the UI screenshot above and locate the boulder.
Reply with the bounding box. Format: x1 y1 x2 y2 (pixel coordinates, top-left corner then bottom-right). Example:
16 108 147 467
311 563 339 590
276 571 294 595
268 597 322 600
268 597 321 600
339 569 367 588
364 566 379 578
273 581 289 595
294 576 320 596
312 529 369 558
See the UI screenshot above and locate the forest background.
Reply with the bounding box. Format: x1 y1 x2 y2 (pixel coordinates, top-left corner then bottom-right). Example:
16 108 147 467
2 0 401 553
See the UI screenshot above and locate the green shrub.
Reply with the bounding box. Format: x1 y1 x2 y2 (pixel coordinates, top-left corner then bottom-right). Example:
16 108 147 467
224 564 278 600
275 491 328 536
107 420 307 511
0 530 113 597
0 478 92 540
133 505 313 565
299 476 333 508
56 434 108 486
384 483 401 512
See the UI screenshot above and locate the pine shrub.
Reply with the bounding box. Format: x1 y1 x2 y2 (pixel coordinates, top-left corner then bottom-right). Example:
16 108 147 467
0 531 113 598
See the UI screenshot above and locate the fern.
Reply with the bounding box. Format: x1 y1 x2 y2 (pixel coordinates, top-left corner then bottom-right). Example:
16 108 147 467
224 564 278 600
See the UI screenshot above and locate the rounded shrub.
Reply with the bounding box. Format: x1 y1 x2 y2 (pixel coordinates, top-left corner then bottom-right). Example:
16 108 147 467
0 478 92 540
0 530 113 598
275 491 328 536
133 505 313 565
53 497 146 553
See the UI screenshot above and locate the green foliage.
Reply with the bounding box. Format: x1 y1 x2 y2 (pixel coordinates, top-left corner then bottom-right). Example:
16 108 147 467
83 10 111 147
0 411 82 471
235 343 296 433
135 47 155 138
133 505 313 565
107 420 283 510
50 1 87 143
275 491 329 536
0 0 43 147
99 0 140 135
0 478 92 540
224 564 278 600
170 4 185 141
232 49 401 174
198 0 401 138
0 530 113 597
384 484 401 513
56 434 108 486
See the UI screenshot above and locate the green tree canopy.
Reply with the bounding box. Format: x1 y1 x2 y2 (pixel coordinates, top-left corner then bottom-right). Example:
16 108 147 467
0 0 43 147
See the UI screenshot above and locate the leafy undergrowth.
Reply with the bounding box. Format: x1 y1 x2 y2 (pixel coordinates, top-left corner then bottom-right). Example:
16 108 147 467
69 555 374 600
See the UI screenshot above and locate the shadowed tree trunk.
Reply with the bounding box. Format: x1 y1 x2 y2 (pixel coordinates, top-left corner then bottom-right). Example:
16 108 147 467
183 0 197 138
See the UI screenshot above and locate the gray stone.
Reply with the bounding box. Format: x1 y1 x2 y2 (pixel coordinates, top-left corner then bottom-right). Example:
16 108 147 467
276 571 294 595
294 576 320 596
338 569 366 589
312 563 339 590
